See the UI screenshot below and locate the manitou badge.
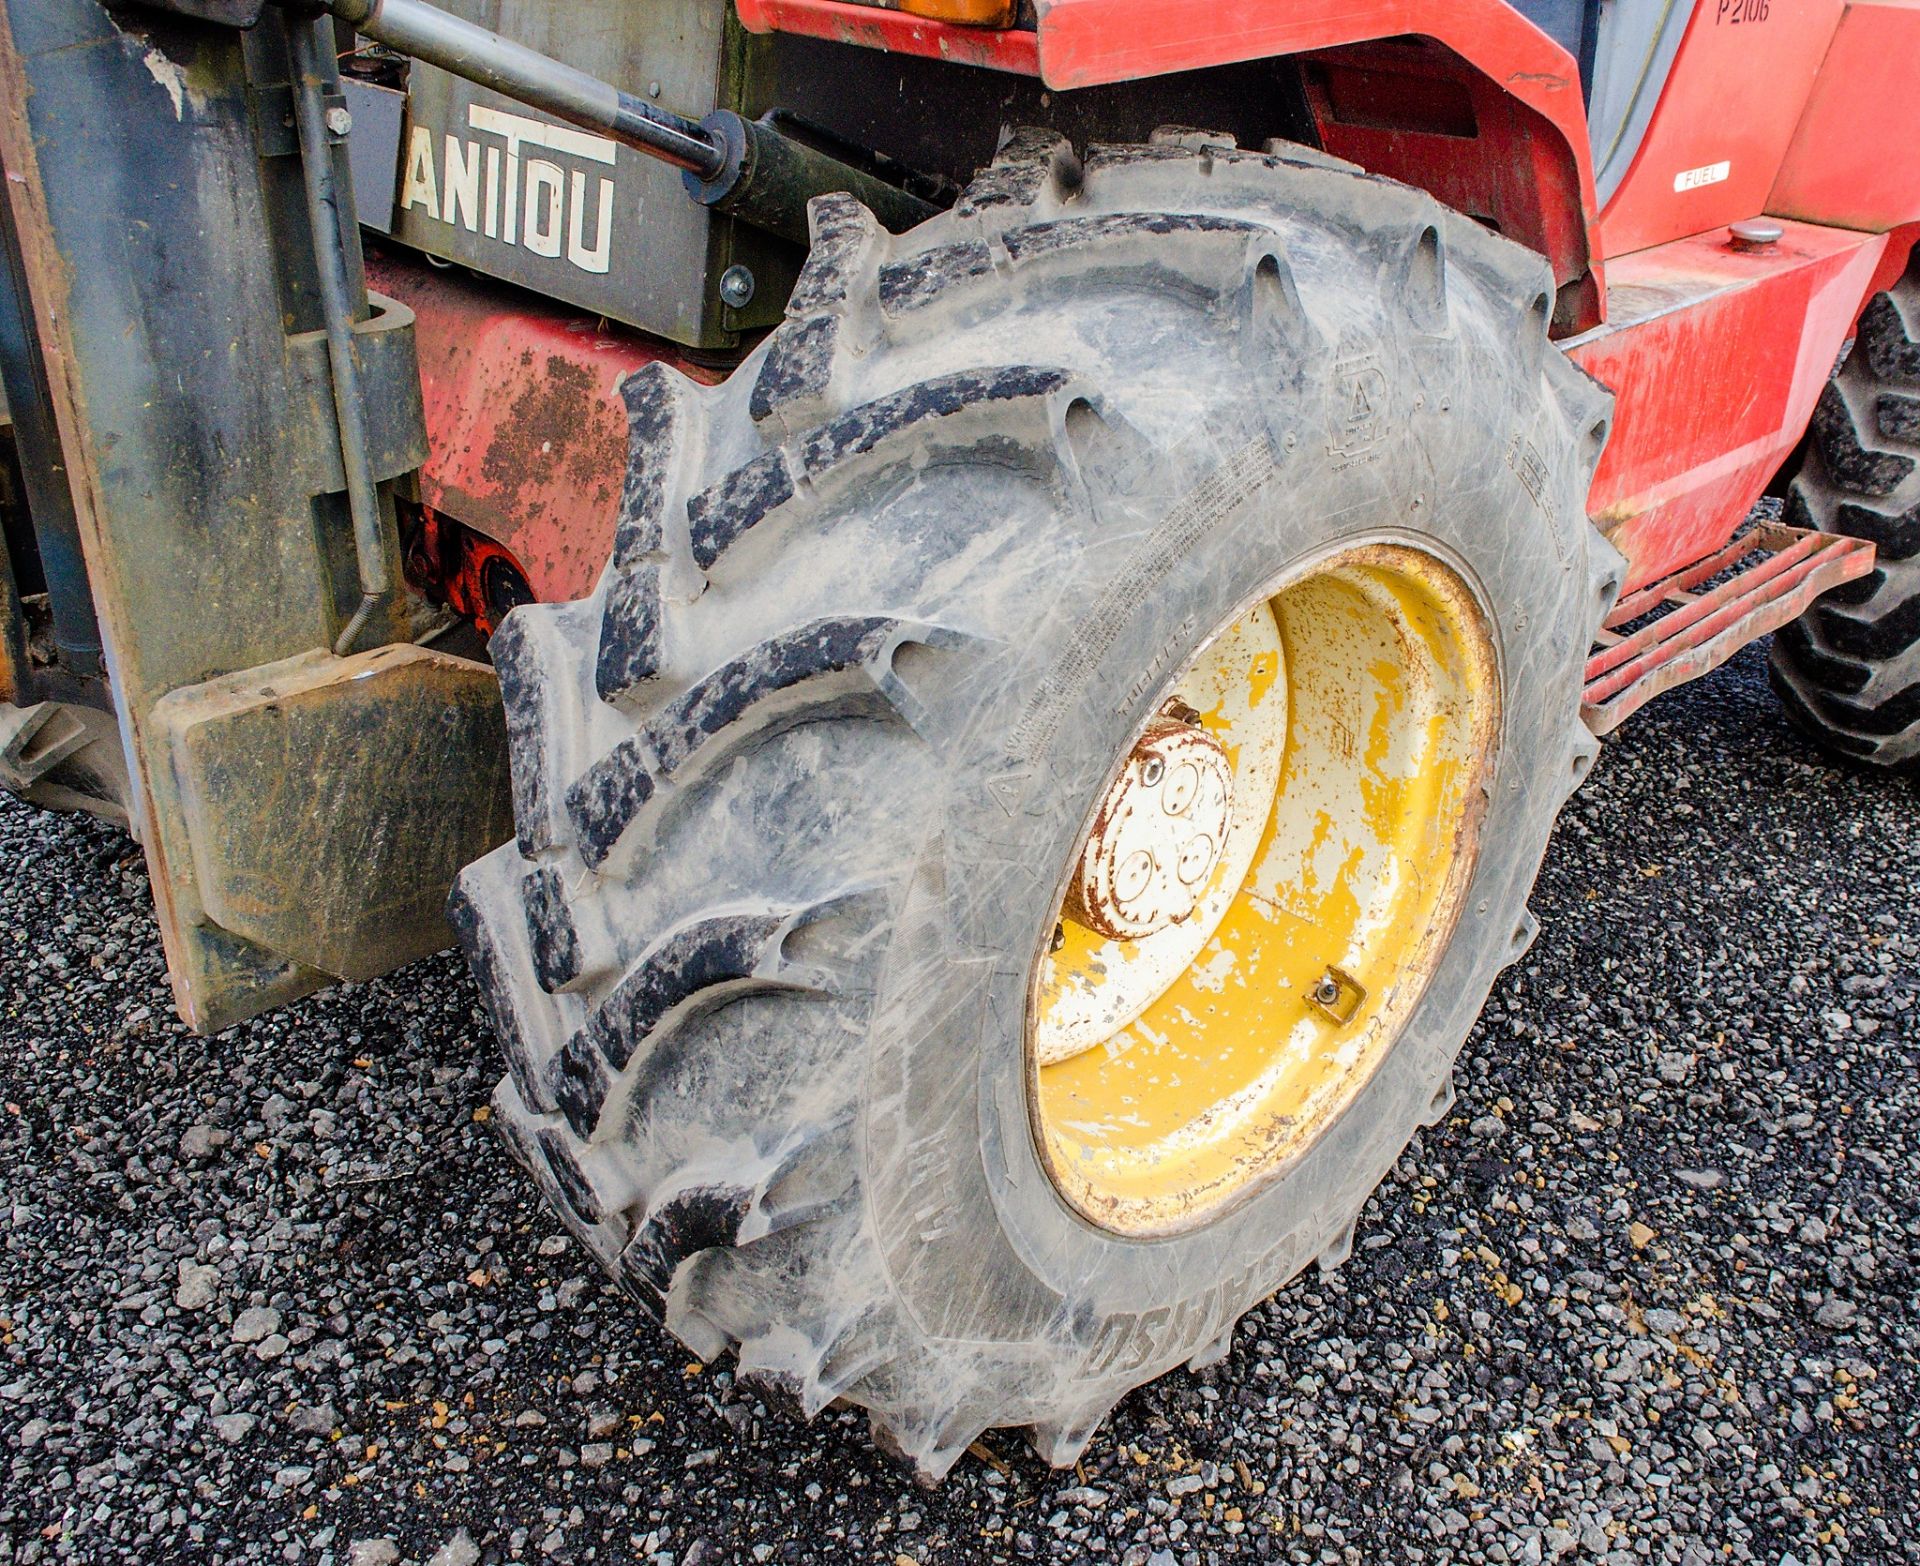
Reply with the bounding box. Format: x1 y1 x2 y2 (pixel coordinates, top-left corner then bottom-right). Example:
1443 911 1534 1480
399 104 618 275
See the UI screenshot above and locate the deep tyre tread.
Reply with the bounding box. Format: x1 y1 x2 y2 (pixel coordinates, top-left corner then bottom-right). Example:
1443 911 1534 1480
1771 248 1920 766
458 136 1618 1477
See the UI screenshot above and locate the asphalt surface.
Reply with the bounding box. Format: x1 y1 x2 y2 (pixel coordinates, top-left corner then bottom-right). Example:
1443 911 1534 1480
1 636 1916 1566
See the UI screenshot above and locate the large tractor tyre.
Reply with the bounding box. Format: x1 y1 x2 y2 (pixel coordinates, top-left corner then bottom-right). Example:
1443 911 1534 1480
1770 252 1920 765
451 132 1618 1479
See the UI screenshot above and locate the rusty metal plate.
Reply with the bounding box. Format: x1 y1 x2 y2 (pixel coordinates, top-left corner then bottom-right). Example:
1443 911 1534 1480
156 644 515 988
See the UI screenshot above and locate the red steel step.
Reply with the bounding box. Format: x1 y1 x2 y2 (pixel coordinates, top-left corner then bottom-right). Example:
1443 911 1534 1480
1581 522 1877 736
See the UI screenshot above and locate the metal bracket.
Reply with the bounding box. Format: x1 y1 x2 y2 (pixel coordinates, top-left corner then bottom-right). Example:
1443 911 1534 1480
1582 522 1877 735
153 644 513 994
0 0 487 1029
285 291 429 493
248 81 300 156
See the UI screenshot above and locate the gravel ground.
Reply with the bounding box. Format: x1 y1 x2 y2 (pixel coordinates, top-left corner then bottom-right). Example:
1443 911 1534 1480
1 637 1916 1566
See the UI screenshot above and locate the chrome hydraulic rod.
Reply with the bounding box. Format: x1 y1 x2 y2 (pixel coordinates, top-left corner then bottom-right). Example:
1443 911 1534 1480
314 0 938 241
322 0 726 179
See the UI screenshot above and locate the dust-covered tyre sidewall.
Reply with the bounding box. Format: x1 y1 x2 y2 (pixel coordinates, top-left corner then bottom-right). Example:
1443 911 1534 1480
866 367 1602 1407
458 133 1620 1478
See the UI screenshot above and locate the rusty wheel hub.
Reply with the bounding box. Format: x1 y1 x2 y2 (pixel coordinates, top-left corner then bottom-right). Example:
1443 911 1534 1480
1063 712 1234 942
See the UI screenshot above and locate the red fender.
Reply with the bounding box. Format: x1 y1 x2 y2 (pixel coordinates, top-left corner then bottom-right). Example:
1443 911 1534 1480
736 0 1602 323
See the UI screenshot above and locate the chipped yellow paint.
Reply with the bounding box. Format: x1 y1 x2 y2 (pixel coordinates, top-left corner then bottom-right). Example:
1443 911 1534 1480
1030 544 1500 1235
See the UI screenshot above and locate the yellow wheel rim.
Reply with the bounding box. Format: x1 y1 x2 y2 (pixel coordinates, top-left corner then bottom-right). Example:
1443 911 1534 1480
1028 543 1501 1236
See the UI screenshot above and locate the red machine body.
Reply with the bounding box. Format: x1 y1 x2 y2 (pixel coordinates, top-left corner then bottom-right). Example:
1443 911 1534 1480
368 254 717 606
398 0 1920 617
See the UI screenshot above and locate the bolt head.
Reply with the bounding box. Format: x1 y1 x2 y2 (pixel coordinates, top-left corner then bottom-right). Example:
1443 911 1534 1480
1162 761 1199 816
1114 850 1155 903
719 265 756 309
324 105 353 138
1175 833 1216 886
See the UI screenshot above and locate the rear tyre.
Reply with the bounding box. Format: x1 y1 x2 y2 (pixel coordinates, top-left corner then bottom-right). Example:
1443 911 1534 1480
452 133 1617 1479
1770 251 1920 765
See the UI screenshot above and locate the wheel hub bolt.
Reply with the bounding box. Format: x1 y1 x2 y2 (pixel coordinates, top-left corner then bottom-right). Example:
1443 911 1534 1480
1308 966 1366 1024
